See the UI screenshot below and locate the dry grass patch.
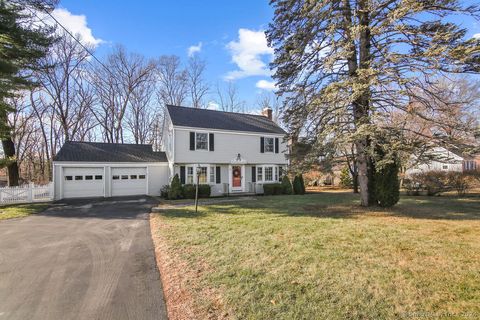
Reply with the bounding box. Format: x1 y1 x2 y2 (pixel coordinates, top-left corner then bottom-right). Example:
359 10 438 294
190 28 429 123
151 193 480 320
0 203 50 220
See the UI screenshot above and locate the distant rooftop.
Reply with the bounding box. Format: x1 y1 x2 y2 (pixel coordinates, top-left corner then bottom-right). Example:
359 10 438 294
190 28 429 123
166 105 286 134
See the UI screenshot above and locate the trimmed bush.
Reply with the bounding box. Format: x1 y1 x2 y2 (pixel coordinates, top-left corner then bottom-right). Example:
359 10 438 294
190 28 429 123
339 167 353 188
299 174 306 194
168 174 183 199
182 184 211 199
263 183 284 195
160 185 170 198
281 175 293 194
293 175 305 195
374 160 400 207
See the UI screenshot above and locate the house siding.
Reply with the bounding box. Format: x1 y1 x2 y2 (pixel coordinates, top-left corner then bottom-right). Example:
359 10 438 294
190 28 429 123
173 128 288 165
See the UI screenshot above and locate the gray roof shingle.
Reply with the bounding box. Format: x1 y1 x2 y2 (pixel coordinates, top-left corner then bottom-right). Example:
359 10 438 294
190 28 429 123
54 142 168 162
166 105 286 134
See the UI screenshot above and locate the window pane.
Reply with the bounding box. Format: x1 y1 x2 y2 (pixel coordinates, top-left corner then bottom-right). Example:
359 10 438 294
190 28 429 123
95 175 103 180
139 175 146 179
210 166 215 183
130 175 137 179
112 175 120 180
257 167 263 181
187 166 194 184
265 167 273 181
264 138 274 152
198 167 207 184
85 175 93 180
121 175 128 180
196 133 208 150
75 176 83 181
65 176 73 181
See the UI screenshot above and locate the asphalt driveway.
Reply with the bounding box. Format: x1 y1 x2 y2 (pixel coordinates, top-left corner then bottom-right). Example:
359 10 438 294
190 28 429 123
0 197 167 320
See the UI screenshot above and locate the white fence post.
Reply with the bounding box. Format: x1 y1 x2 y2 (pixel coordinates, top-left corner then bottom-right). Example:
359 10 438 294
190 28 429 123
28 183 34 202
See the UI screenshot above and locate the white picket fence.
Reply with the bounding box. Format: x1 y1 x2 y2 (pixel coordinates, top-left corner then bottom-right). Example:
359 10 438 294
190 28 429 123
0 183 54 204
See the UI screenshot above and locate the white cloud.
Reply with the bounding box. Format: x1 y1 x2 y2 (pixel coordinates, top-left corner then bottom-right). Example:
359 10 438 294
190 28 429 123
188 42 203 57
474 33 480 39
225 28 273 80
256 79 277 91
46 8 103 47
206 101 219 110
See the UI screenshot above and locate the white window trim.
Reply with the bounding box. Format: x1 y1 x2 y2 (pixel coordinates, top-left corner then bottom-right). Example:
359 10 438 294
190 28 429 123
255 165 281 183
264 137 275 153
195 132 209 151
184 164 215 185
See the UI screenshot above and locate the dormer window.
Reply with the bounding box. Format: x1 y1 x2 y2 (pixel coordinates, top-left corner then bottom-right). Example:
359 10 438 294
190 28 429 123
264 137 274 153
195 132 208 150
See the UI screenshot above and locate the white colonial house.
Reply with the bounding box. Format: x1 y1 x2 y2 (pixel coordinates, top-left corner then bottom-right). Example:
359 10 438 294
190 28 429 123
53 105 288 200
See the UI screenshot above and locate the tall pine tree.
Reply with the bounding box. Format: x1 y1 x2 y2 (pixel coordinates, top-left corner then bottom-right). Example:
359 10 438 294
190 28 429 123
0 0 56 185
267 0 480 206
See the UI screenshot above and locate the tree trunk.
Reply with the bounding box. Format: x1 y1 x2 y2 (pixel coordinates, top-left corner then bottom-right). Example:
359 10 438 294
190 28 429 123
2 137 19 186
352 170 359 193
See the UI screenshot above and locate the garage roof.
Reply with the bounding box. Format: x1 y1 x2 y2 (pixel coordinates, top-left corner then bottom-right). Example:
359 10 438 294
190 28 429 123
54 142 168 162
166 105 286 134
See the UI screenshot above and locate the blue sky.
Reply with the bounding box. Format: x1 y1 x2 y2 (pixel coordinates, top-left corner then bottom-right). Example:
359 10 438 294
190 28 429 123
54 0 480 111
55 0 277 111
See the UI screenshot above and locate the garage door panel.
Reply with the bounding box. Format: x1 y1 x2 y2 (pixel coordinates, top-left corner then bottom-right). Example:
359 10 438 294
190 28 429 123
111 167 147 196
63 167 104 198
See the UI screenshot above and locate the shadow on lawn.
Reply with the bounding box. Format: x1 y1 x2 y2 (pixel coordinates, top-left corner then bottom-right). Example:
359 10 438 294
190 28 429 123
159 193 480 221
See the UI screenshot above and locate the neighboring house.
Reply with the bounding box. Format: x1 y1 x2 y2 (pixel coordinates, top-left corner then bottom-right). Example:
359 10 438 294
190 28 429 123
53 105 288 199
405 147 470 176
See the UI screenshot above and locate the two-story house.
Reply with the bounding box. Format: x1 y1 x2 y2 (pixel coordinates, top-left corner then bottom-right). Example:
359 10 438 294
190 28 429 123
52 105 288 199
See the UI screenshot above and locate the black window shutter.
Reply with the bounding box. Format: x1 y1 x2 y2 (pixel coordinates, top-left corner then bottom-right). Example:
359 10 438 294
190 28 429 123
278 166 282 182
216 166 221 184
180 166 186 184
209 133 214 151
275 138 279 153
189 132 195 150
252 166 256 182
260 137 265 153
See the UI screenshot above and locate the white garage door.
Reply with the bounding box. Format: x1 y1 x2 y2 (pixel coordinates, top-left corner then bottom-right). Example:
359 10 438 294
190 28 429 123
111 167 147 196
63 167 104 198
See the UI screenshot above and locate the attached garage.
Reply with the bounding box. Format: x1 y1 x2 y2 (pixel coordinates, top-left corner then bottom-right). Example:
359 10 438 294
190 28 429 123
53 142 170 200
63 167 105 199
111 167 147 196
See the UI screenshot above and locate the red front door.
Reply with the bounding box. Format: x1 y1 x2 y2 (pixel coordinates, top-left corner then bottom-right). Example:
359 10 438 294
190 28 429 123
232 166 242 188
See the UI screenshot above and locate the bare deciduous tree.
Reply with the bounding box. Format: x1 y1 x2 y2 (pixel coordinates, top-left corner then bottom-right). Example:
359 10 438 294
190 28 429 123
186 56 209 108
92 46 156 143
216 81 245 112
155 55 188 106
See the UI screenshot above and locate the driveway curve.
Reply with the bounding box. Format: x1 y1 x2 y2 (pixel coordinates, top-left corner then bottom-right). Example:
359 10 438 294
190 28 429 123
0 197 167 320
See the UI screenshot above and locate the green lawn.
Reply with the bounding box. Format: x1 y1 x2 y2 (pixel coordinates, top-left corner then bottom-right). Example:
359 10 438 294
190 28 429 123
151 193 480 320
0 203 50 220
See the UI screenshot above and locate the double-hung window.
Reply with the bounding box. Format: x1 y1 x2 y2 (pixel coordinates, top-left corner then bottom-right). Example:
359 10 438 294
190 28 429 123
187 166 194 184
210 166 215 183
264 137 274 153
198 167 207 184
196 133 208 150
264 166 273 181
257 167 263 181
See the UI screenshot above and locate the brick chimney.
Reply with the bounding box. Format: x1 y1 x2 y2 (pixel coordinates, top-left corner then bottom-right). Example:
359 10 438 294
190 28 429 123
262 107 273 120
